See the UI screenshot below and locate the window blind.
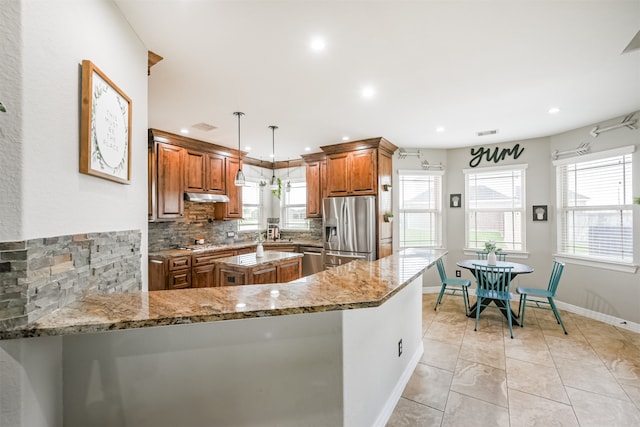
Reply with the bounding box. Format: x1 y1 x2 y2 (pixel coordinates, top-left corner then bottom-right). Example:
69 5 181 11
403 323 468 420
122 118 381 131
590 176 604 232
239 181 263 231
464 165 526 251
398 170 442 248
281 181 308 230
556 150 633 263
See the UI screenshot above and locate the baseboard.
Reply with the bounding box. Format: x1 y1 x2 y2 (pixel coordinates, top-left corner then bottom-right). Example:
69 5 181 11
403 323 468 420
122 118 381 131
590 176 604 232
373 342 424 427
423 285 640 334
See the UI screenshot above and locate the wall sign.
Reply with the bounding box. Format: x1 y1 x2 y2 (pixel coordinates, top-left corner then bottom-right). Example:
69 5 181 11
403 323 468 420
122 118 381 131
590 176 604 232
80 60 132 184
469 144 524 168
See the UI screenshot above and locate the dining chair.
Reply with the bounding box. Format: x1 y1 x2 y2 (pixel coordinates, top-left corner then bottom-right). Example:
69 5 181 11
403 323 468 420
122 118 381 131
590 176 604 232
434 258 472 315
476 251 508 261
516 260 567 334
472 264 515 338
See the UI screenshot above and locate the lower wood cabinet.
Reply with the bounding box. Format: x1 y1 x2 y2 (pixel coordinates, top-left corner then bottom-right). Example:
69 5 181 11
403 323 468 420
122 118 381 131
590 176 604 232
277 258 302 283
192 264 216 289
250 266 277 285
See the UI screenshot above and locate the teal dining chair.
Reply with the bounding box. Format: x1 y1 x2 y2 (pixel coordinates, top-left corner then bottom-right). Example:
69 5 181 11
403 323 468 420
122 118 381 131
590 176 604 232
434 258 472 315
516 260 567 334
472 264 515 338
476 251 508 261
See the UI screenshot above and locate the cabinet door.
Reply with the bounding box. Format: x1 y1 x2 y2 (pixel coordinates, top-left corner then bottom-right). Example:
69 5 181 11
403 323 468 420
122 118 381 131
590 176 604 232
148 257 166 291
184 150 206 192
218 267 246 286
157 143 184 219
326 153 350 197
215 157 243 219
306 161 322 218
192 264 216 288
250 266 277 285
262 244 297 252
168 269 191 289
350 149 376 195
277 259 301 283
205 153 226 194
148 143 156 221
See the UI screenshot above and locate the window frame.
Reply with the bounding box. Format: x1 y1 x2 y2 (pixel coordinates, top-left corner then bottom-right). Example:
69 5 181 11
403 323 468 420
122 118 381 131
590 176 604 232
238 179 264 232
280 180 309 230
463 164 528 254
397 169 444 249
553 145 637 273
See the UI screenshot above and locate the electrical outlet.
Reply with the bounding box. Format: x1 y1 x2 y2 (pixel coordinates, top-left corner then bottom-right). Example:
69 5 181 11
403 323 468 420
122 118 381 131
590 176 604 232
226 231 235 238
398 339 403 357
455 270 461 277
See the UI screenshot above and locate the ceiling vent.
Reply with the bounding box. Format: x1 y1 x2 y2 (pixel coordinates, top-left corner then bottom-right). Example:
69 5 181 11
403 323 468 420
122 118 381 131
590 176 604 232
622 30 640 54
477 129 498 137
192 122 217 131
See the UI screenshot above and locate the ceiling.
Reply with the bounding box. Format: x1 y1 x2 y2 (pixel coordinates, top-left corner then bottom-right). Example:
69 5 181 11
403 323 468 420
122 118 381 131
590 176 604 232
115 1 640 160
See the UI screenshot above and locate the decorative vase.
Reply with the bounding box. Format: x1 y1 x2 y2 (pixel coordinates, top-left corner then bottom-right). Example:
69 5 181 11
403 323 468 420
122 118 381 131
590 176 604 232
487 251 497 266
256 243 264 258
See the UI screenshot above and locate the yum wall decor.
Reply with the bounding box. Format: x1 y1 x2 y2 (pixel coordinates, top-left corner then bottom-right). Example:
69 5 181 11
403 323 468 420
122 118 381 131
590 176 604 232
469 144 524 168
80 60 132 184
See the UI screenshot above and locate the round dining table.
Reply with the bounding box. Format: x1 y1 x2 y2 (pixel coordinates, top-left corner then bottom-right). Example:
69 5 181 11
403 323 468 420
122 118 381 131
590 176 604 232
456 259 534 326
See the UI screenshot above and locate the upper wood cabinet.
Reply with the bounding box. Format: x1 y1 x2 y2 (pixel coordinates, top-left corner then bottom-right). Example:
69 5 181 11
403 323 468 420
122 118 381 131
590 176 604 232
184 149 206 192
214 157 242 220
325 148 377 197
302 153 327 218
205 153 226 194
156 142 184 220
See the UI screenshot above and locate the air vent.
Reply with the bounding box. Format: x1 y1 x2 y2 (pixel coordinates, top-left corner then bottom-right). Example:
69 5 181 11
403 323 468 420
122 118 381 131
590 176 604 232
622 30 640 54
192 122 217 131
477 129 498 137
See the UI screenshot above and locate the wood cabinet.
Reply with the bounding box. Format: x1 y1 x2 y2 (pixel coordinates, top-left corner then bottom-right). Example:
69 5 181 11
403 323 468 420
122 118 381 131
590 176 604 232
218 266 246 286
192 250 235 288
249 266 277 285
262 244 297 252
156 142 184 220
302 153 327 218
205 153 226 194
277 258 303 283
149 254 192 290
214 157 243 220
216 253 302 287
325 148 376 197
184 149 206 192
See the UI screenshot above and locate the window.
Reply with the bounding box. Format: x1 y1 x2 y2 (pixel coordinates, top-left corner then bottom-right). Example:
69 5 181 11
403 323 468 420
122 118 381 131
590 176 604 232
465 165 526 251
281 181 308 229
239 181 263 231
398 170 443 248
555 147 633 263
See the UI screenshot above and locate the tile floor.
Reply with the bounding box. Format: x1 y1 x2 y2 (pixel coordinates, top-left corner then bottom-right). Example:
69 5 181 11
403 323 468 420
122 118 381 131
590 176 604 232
387 293 640 426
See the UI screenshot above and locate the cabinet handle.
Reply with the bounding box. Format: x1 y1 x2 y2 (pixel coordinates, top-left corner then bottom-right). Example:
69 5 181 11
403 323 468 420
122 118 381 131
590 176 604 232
150 260 164 264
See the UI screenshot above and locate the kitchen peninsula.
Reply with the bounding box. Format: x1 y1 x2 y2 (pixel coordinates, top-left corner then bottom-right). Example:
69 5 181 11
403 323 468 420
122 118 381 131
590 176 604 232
1 248 445 427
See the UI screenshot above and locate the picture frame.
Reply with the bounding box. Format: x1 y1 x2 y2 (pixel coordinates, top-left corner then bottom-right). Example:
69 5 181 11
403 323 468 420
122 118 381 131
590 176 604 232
80 60 132 184
450 193 462 208
533 205 548 221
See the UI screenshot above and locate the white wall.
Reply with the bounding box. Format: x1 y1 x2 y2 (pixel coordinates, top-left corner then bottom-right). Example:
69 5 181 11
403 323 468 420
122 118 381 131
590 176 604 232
8 0 149 274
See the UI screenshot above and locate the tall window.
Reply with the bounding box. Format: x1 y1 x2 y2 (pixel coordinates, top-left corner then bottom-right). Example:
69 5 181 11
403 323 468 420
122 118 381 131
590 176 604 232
398 170 443 248
555 147 633 263
281 181 308 229
465 165 526 251
239 181 263 231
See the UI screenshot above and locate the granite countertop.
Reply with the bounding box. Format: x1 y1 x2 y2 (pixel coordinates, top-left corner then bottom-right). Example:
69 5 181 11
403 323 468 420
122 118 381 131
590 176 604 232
149 240 323 257
213 251 303 268
0 248 446 340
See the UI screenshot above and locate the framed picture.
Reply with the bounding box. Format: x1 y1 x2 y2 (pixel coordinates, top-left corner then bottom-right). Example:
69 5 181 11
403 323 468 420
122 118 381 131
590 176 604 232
533 205 548 221
450 193 462 208
80 60 132 184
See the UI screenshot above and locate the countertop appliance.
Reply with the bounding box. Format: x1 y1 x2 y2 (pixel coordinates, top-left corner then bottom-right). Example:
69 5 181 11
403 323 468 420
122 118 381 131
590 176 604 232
298 246 325 276
323 196 376 269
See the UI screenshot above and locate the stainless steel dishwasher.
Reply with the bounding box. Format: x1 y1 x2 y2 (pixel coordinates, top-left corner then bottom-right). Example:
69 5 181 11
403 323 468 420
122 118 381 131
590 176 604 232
299 246 324 277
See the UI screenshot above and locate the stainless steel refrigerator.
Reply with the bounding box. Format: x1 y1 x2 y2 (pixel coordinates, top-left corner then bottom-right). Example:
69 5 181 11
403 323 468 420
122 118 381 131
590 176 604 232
323 196 376 268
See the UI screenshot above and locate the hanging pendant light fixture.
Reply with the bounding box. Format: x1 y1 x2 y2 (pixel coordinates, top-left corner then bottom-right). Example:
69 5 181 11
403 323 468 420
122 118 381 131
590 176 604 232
233 111 245 186
269 125 279 190
285 159 291 192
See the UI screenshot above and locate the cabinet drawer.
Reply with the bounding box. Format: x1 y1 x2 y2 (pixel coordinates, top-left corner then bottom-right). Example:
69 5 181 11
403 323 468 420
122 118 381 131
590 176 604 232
169 269 191 289
193 250 235 266
169 255 191 271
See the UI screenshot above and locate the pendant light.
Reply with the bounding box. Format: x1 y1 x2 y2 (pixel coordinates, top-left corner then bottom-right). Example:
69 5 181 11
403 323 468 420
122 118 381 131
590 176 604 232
233 111 245 186
285 159 291 192
269 125 278 190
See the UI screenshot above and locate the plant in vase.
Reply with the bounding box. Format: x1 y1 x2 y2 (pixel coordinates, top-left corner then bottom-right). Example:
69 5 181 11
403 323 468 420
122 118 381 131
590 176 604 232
255 231 266 257
484 240 502 265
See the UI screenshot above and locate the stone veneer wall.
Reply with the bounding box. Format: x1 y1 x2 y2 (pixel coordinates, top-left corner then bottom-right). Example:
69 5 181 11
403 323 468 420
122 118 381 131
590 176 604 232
148 201 323 252
0 230 141 329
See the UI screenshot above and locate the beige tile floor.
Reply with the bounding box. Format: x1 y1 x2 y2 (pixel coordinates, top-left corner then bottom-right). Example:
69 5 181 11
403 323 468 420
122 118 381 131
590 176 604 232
387 293 640 427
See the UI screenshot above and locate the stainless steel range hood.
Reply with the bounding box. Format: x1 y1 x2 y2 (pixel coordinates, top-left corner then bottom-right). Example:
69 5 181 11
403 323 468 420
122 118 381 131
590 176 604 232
184 192 230 203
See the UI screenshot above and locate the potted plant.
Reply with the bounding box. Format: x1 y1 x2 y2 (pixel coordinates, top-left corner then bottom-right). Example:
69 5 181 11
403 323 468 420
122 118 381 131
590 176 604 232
484 240 502 265
255 231 266 257
384 212 394 223
635 196 640 205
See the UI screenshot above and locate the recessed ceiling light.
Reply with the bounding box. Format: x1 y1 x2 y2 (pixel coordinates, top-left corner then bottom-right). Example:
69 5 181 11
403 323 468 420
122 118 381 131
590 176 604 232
362 86 375 98
304 147 311 152
269 153 275 158
244 146 252 151
180 128 189 134
548 107 560 114
311 37 326 51
342 136 350 141
436 127 445 133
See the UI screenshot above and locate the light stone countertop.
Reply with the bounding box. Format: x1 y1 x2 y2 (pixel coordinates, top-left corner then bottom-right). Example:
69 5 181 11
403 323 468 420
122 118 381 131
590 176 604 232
212 251 303 268
0 248 446 340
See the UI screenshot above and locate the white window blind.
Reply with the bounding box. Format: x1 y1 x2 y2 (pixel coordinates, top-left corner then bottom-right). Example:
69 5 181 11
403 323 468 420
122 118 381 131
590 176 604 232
556 148 633 263
464 165 526 251
281 181 309 230
398 170 442 248
239 181 263 231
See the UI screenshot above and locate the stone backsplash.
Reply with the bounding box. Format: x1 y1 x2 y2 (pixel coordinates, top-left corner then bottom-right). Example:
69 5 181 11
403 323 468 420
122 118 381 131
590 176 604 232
0 230 141 329
148 201 322 252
